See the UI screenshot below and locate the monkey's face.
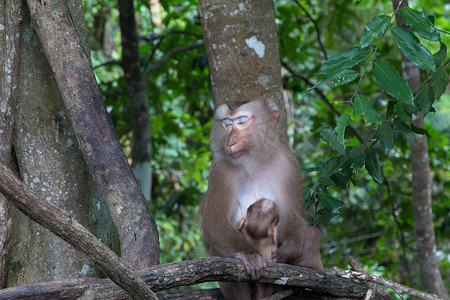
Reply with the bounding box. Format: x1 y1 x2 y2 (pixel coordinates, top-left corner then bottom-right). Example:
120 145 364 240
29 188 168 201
221 114 254 158
211 100 280 161
213 102 259 159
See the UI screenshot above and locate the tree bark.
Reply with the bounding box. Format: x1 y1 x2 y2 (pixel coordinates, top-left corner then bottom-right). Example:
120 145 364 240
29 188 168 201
198 0 287 135
0 164 157 300
1 0 100 286
25 0 160 269
118 0 153 202
0 257 394 300
0 0 22 287
392 1 448 298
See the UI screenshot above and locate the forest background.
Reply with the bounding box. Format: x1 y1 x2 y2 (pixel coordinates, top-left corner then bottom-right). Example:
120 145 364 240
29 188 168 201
89 0 450 293
0 0 449 298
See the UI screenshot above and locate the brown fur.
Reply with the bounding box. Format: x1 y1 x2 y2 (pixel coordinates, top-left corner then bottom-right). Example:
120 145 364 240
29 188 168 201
201 99 323 300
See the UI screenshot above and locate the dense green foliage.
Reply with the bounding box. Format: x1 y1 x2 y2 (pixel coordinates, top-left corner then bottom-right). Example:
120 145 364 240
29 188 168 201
84 0 449 294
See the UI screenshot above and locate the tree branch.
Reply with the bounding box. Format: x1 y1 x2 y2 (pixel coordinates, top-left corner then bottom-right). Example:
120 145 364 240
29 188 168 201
292 0 328 60
0 257 389 300
0 164 156 300
143 42 204 81
142 29 203 42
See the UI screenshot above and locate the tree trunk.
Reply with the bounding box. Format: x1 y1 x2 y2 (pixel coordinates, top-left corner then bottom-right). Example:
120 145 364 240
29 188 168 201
392 1 448 298
0 0 22 287
198 0 287 133
118 0 153 202
25 0 160 269
0 0 100 286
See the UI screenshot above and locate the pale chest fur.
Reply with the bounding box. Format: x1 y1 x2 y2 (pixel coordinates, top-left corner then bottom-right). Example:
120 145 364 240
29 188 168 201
229 157 287 223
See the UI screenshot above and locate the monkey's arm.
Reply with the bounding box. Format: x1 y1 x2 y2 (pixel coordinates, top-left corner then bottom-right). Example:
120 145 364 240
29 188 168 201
271 156 310 266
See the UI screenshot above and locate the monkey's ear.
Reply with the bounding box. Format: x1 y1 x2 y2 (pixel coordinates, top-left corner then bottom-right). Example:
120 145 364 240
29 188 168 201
271 226 277 242
272 109 280 122
238 216 247 231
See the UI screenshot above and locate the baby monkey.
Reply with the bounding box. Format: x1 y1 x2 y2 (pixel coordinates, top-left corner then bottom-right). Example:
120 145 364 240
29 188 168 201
238 198 279 300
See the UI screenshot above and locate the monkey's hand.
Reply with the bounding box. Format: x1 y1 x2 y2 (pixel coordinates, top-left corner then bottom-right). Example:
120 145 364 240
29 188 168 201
236 253 267 280
271 239 299 265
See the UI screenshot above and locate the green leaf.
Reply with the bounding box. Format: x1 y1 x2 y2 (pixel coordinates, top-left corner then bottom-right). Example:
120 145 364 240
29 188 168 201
335 114 352 144
396 103 412 124
411 124 430 138
320 128 345 155
318 47 371 75
319 177 336 187
320 157 347 178
365 15 390 37
378 121 393 152
373 61 414 105
400 7 440 41
359 31 373 48
365 147 382 184
430 67 449 100
393 118 417 145
391 27 436 72
434 42 447 66
433 73 449 99
416 81 435 115
353 94 381 124
348 145 366 172
330 166 352 189
317 192 345 216
329 69 359 87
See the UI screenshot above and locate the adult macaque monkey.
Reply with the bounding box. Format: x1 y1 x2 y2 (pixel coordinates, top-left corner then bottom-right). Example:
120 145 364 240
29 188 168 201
201 99 323 299
238 198 279 300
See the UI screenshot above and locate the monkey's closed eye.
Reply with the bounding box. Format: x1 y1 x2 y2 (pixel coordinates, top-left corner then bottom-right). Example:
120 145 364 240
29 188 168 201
236 116 249 125
222 118 233 126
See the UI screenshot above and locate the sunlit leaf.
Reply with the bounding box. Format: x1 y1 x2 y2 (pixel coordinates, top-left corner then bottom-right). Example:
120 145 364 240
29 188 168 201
335 114 352 144
400 7 440 41
365 147 382 184
353 94 381 124
365 15 390 37
391 27 436 72
373 61 414 105
378 121 393 152
329 69 359 87
318 47 371 75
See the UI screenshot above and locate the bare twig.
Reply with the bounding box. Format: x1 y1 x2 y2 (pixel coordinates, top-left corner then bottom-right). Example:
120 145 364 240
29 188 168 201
292 0 327 60
329 265 443 300
142 29 203 42
143 42 204 81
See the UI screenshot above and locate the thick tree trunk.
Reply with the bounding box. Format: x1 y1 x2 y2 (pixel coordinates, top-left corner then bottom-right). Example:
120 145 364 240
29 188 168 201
25 0 160 269
0 0 22 287
392 1 448 298
0 0 99 286
118 0 153 202
198 0 287 135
